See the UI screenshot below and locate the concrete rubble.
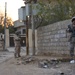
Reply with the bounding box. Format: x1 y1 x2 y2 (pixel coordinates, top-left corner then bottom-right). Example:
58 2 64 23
15 56 37 65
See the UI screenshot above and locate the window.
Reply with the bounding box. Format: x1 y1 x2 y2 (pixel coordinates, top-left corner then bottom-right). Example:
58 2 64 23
23 29 26 34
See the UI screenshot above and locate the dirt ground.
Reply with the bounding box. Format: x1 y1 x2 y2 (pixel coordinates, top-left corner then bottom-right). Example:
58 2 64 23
0 55 75 75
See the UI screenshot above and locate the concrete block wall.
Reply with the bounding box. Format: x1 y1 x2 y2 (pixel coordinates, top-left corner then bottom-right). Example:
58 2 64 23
37 19 72 55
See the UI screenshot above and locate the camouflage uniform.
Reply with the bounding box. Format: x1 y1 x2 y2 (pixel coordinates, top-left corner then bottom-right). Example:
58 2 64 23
67 24 75 59
70 37 75 58
14 35 21 58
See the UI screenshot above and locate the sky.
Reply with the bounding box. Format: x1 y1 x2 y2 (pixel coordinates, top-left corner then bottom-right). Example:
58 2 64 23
0 0 25 21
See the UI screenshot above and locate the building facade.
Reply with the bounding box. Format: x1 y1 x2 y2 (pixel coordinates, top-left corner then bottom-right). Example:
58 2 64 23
13 20 26 47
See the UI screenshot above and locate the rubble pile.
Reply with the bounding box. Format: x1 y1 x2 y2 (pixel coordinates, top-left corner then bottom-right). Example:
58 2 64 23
16 56 38 65
38 59 60 68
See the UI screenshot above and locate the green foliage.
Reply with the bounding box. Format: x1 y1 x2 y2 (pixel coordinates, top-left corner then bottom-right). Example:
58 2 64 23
34 0 75 28
8 25 15 33
0 25 15 34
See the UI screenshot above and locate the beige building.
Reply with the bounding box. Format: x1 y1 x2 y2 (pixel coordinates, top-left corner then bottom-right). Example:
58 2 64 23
14 20 26 35
14 20 26 47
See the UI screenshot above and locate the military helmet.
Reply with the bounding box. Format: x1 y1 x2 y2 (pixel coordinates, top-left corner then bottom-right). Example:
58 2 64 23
72 16 75 22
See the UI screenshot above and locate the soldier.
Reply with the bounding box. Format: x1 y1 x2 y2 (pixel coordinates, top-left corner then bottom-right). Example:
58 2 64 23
66 17 75 63
14 33 21 58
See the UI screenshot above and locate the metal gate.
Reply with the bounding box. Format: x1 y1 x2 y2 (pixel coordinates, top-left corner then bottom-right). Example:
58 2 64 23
10 37 14 47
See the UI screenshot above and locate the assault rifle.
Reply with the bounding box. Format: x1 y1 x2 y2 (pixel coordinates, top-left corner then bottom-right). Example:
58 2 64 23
66 24 72 41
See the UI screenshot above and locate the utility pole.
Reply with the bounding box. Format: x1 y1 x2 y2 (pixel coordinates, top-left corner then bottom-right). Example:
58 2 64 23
4 2 7 50
26 16 29 55
23 0 37 55
18 6 29 55
23 1 29 55
31 3 35 55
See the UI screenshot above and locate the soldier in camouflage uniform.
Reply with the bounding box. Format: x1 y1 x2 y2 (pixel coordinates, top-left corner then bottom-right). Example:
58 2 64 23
67 17 75 63
14 34 21 58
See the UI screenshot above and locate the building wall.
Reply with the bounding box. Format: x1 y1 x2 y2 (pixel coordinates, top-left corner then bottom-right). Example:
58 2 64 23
14 20 25 28
6 29 9 48
37 19 71 55
0 29 10 49
17 26 26 35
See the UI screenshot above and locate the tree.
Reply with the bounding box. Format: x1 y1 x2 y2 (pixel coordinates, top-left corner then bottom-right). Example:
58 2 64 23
0 13 13 33
34 0 52 28
0 13 13 26
34 0 75 28
8 25 15 33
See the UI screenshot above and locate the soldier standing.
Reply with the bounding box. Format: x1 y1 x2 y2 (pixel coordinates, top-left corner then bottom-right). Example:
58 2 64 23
66 17 75 63
14 34 21 58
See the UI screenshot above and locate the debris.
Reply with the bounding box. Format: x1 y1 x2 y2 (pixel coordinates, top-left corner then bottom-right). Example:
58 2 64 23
21 61 26 65
60 72 64 75
38 58 61 69
16 61 22 65
70 60 75 64
50 59 59 65
18 56 36 65
38 59 49 68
